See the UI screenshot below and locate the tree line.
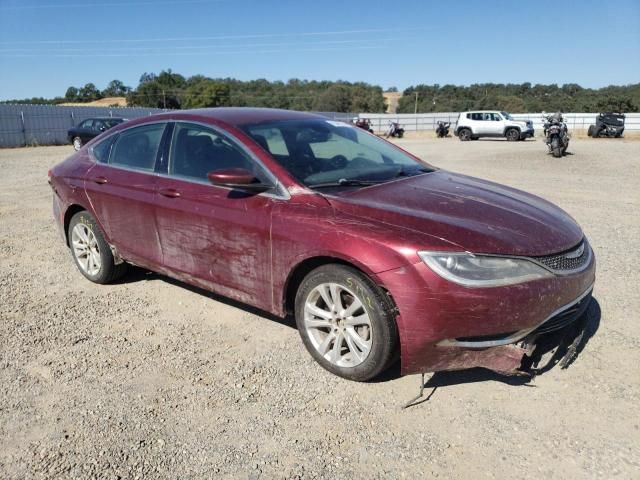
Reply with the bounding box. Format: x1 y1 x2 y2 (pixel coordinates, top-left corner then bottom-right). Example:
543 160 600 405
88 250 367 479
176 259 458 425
398 83 639 113
2 70 638 113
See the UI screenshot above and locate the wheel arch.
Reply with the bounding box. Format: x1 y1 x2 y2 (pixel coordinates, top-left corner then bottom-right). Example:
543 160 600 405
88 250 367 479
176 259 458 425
63 204 87 246
282 255 397 317
503 125 521 136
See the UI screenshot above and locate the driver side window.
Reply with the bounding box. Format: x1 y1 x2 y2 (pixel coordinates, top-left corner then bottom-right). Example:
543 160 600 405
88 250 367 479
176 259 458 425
169 123 255 182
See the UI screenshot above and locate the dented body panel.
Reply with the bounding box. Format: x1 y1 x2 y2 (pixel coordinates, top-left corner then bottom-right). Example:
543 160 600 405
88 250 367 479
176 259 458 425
50 108 596 378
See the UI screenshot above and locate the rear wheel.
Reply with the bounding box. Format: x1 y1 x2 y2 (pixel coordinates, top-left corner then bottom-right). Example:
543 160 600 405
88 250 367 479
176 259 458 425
506 128 520 141
68 211 128 284
72 136 82 151
551 138 562 158
294 265 398 381
458 128 472 141
587 125 595 137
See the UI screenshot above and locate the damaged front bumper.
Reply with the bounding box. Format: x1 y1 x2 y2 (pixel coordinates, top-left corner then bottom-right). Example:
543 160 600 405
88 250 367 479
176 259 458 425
377 252 596 376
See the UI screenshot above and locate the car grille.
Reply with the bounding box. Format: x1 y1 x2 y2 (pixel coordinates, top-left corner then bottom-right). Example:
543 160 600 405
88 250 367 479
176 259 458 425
531 291 592 335
531 240 590 273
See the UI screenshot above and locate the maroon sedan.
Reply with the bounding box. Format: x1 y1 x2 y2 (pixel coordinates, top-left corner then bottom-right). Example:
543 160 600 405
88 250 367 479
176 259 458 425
49 108 595 381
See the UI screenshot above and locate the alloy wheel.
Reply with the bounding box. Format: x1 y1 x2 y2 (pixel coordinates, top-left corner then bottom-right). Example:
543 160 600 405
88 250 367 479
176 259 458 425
71 223 101 276
303 282 372 367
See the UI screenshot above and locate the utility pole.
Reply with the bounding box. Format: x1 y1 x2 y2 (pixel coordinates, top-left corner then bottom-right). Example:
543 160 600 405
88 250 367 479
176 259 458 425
162 89 166 109
414 92 419 114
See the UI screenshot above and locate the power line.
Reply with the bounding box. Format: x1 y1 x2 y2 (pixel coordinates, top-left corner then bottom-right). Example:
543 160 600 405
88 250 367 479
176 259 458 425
0 27 425 45
1 44 384 58
0 0 227 10
0 37 407 54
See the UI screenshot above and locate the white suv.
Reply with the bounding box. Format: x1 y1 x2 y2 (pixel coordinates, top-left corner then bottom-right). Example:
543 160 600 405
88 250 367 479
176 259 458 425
454 111 534 141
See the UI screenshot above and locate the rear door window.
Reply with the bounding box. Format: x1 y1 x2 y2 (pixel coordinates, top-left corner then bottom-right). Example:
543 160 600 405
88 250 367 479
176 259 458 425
109 123 166 172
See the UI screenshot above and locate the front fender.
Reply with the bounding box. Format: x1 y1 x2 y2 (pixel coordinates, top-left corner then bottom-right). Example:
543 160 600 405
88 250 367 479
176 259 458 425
270 197 416 315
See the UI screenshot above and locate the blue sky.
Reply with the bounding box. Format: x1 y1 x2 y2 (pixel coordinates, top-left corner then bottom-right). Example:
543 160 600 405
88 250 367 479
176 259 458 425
0 0 638 100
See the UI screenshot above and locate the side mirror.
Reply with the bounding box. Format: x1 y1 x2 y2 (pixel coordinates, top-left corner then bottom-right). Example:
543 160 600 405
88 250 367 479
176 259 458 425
207 168 273 193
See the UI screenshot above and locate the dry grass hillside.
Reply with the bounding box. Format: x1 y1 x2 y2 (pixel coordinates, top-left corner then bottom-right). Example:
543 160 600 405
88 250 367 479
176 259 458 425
59 96 127 107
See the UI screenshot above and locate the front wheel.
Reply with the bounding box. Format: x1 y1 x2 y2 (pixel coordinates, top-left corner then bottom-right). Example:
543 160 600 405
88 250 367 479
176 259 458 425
506 128 520 141
72 136 82 151
294 265 398 381
68 211 128 284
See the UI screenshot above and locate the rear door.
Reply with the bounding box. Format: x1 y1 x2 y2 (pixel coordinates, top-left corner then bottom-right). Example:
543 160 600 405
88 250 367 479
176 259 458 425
153 121 278 310
84 122 168 267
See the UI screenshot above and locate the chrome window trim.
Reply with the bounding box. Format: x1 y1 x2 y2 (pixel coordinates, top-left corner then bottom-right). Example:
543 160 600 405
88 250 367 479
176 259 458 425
437 282 594 349
89 119 290 201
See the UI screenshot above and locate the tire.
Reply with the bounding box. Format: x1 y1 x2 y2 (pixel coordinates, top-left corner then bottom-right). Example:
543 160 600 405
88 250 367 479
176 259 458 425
551 138 562 158
294 264 398 382
506 128 520 141
592 127 601 138
458 128 472 141
587 125 595 137
68 211 128 284
72 136 83 151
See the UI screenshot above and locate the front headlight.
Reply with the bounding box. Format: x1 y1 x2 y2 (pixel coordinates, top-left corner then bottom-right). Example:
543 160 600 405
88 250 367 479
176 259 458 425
418 251 552 288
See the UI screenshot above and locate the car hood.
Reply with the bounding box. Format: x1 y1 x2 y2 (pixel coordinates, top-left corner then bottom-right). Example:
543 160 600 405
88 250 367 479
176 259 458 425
325 171 583 256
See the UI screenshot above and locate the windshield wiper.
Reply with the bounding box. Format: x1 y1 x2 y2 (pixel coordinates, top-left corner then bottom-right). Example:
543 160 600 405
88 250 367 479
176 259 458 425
307 178 383 189
391 166 432 178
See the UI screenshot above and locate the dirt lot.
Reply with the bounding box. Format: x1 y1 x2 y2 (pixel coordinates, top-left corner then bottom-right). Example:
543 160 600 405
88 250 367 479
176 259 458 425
1 138 639 479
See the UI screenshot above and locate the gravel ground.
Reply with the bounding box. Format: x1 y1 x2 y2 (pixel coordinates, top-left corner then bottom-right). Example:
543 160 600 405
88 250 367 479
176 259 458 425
1 137 639 479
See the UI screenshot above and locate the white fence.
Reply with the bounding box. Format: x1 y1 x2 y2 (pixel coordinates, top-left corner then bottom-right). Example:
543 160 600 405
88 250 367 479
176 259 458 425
359 112 640 135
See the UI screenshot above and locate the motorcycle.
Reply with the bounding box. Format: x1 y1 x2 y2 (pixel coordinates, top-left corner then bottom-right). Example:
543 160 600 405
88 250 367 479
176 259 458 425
385 121 404 138
543 112 570 158
353 118 374 134
435 121 450 138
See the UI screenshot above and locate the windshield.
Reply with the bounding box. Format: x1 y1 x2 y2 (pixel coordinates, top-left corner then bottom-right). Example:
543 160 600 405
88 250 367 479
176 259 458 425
241 119 433 188
500 111 512 120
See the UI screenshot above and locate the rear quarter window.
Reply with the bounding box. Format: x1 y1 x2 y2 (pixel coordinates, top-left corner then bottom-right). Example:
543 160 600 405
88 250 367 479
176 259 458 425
92 136 116 163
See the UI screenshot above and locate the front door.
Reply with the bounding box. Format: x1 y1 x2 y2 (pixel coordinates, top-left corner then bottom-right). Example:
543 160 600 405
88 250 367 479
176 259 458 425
154 122 277 310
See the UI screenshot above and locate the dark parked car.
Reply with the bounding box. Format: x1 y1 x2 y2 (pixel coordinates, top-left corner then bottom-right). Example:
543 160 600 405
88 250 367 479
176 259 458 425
49 108 595 381
68 117 126 151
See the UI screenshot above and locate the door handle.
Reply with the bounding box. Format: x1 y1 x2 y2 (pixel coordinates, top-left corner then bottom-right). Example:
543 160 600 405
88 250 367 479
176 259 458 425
159 188 181 198
91 176 108 185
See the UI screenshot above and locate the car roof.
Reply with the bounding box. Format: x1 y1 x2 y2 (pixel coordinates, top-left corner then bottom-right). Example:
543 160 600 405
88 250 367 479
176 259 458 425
132 108 327 128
